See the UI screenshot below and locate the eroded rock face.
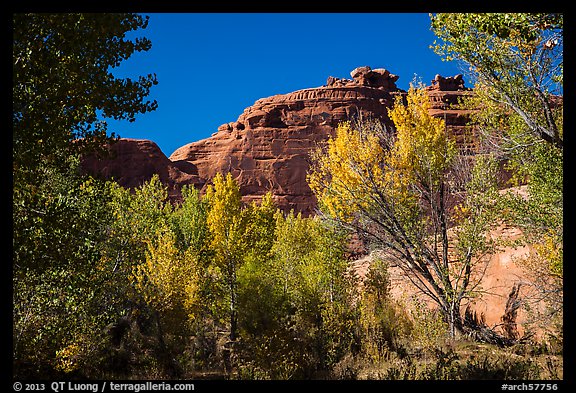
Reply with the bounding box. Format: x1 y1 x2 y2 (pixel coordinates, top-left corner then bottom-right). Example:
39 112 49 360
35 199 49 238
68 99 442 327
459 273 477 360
81 138 203 201
428 73 468 91
426 76 476 154
170 68 407 214
84 67 474 214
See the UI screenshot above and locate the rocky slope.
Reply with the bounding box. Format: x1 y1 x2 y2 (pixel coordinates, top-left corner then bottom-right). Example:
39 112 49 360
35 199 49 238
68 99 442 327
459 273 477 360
83 66 474 213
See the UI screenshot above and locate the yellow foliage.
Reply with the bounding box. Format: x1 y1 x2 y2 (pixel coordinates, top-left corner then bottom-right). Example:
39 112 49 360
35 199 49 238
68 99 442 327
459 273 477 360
387 86 456 187
55 342 82 373
308 86 456 224
534 230 563 278
453 202 471 222
132 229 200 322
307 121 387 221
205 172 244 260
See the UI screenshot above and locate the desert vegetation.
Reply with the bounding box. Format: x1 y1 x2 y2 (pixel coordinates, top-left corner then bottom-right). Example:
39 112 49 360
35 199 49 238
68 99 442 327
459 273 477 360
13 13 562 380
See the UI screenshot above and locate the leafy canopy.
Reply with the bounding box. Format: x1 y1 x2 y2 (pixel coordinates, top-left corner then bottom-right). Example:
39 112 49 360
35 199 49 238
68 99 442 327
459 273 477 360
13 13 158 178
431 13 563 279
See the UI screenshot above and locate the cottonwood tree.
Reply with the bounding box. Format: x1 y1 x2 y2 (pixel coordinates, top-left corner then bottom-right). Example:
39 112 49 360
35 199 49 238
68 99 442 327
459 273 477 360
12 13 158 377
204 172 248 343
237 211 358 378
431 13 563 327
13 13 158 182
131 228 201 377
204 172 283 373
308 87 500 338
430 13 562 149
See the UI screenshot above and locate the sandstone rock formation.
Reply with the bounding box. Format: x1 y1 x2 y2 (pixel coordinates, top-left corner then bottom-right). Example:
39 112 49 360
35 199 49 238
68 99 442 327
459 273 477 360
83 66 474 214
428 73 467 91
426 74 476 155
82 138 203 201
168 66 413 214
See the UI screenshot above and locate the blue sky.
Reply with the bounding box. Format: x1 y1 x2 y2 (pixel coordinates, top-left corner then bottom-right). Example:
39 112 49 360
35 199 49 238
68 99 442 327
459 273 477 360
107 13 464 156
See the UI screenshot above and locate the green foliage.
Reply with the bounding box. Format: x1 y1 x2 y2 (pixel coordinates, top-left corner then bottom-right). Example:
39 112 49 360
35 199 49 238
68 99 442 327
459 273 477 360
105 175 172 266
235 211 360 378
431 13 563 315
13 13 157 180
452 154 500 269
13 14 159 378
430 13 563 115
500 140 563 277
169 185 210 257
13 156 116 377
13 156 112 272
359 258 413 358
98 175 174 319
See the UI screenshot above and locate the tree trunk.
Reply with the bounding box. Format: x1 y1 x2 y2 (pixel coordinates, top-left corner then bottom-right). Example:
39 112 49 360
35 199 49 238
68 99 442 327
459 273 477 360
502 283 521 340
448 301 464 339
230 307 237 342
229 266 238 342
154 311 181 378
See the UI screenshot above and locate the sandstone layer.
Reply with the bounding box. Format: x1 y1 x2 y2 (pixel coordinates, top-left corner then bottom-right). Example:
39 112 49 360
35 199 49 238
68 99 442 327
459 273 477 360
83 67 474 214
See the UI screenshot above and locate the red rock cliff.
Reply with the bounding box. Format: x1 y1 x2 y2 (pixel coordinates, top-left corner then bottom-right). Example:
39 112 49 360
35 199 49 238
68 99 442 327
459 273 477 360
83 67 474 213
